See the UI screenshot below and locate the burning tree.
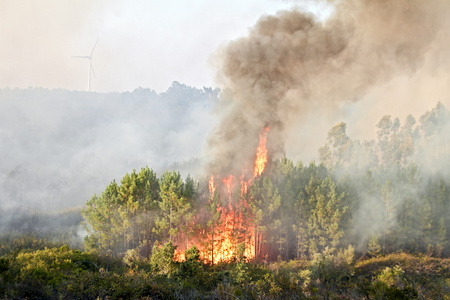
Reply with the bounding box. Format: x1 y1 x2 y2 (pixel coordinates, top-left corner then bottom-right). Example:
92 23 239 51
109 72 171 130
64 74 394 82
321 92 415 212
177 126 272 264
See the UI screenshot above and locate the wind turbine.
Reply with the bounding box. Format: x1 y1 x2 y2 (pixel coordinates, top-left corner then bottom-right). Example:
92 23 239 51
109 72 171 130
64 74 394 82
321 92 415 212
73 39 99 91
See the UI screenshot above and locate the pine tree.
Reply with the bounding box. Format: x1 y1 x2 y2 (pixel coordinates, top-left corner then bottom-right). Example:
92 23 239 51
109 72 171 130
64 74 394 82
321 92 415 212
421 177 449 256
367 234 381 257
307 177 347 255
83 167 161 257
156 171 192 244
381 179 396 254
249 175 281 260
272 157 301 260
319 122 352 168
180 175 198 250
83 180 124 256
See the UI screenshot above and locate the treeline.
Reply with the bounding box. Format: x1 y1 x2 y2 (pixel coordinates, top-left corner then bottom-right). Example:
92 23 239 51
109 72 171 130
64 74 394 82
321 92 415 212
319 102 450 256
83 103 450 261
83 169 198 257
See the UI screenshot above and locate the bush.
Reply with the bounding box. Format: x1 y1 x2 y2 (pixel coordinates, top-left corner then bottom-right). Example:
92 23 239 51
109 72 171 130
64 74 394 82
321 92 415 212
307 246 355 298
150 241 178 275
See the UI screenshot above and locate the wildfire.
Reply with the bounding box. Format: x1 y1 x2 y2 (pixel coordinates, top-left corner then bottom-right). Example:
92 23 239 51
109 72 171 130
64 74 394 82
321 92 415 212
222 175 234 201
209 175 216 198
254 126 270 177
174 126 270 264
240 175 250 197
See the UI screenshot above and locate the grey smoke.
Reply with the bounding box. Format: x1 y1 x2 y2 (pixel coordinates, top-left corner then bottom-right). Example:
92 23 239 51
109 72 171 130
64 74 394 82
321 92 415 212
207 0 450 175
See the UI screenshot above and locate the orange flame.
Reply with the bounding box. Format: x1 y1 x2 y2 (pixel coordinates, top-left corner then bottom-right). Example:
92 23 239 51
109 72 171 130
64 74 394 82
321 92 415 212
240 175 250 197
209 175 216 199
222 175 234 201
173 127 269 264
254 126 270 177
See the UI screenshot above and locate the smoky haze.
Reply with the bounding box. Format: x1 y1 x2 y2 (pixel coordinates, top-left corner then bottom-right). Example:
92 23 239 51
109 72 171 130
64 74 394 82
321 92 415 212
207 0 450 175
0 84 218 211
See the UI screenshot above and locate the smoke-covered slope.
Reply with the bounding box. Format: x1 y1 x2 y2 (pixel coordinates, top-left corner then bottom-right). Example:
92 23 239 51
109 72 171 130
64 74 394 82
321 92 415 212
0 83 219 210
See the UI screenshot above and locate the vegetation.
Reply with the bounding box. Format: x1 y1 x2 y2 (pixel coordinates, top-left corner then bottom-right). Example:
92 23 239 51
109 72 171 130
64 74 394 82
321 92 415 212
1 241 449 299
1 103 450 298
82 105 450 261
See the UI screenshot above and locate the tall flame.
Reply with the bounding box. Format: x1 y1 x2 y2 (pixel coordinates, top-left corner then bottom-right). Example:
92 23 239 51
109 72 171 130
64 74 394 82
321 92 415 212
222 175 234 201
174 127 270 264
254 126 270 177
209 175 216 198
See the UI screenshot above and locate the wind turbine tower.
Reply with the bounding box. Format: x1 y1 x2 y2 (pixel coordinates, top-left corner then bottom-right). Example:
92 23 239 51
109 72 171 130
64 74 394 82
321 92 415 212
73 39 99 91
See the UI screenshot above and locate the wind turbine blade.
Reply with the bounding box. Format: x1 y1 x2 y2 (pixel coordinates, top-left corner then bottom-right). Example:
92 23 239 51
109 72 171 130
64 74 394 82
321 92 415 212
90 63 96 78
90 38 99 57
72 56 90 59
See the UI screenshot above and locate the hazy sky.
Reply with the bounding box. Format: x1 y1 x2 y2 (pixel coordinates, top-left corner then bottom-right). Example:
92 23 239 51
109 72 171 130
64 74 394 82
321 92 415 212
0 0 329 93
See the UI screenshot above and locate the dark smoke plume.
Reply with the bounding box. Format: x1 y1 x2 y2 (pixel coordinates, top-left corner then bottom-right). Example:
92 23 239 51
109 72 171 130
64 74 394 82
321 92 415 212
207 0 450 175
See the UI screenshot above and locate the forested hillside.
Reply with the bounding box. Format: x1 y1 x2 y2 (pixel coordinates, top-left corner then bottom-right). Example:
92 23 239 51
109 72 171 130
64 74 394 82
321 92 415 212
0 83 218 211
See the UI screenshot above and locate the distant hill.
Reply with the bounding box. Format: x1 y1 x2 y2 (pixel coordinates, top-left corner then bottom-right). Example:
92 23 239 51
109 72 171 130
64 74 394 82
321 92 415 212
0 82 219 210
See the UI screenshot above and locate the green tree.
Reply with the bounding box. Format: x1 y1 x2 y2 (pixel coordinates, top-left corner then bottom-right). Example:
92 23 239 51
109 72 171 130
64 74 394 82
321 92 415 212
177 246 203 279
156 171 192 244
117 167 160 253
319 122 352 168
83 180 124 256
377 115 398 167
381 179 396 254
307 177 348 255
149 241 177 275
376 115 416 167
421 177 449 256
395 164 421 252
271 157 302 260
418 102 449 137
367 234 381 257
83 167 160 257
249 175 281 260
179 175 199 250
